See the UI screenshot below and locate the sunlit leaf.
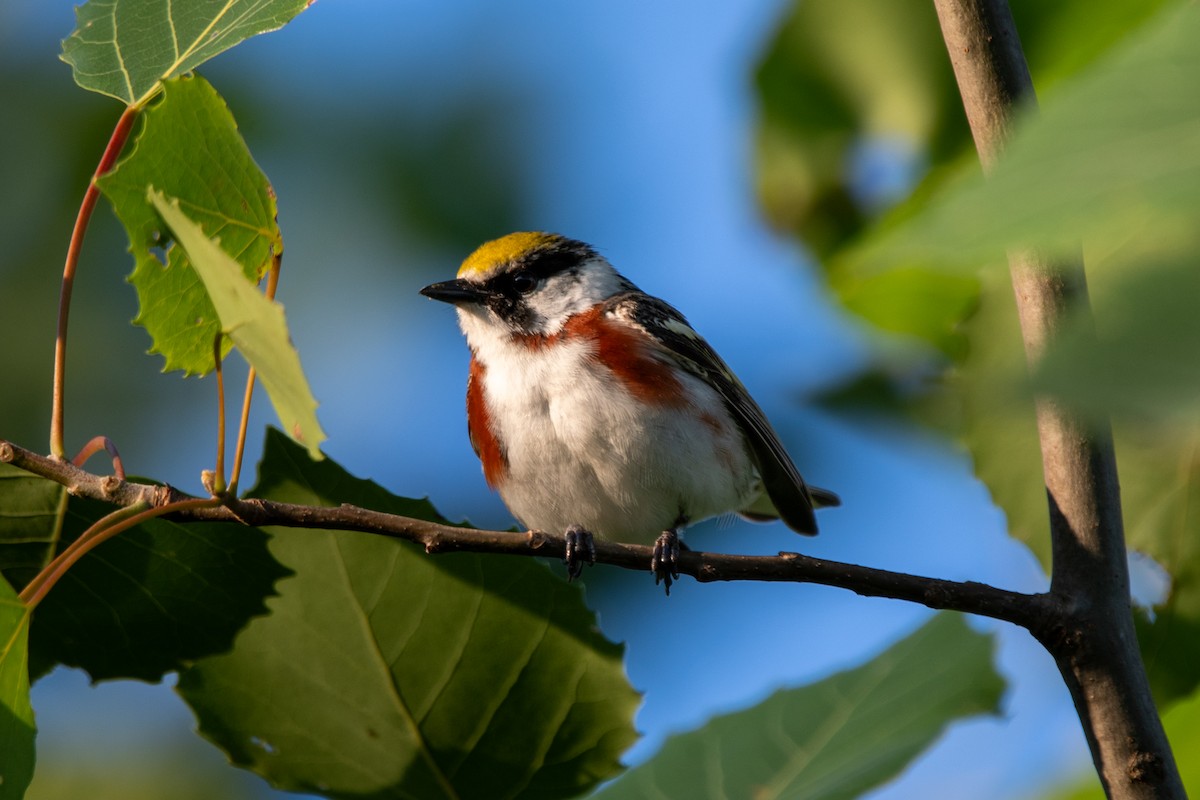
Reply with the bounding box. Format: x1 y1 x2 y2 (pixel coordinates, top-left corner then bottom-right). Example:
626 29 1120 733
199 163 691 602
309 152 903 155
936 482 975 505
148 190 324 457
0 576 35 800
61 0 313 107
595 614 1002 800
97 75 280 376
177 429 639 800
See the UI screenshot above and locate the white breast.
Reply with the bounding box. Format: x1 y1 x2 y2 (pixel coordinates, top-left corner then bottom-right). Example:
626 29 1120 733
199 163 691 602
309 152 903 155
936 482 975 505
462 309 762 543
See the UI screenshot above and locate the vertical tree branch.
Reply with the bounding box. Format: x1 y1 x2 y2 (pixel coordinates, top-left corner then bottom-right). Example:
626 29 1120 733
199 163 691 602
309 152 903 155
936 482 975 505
931 2 1183 798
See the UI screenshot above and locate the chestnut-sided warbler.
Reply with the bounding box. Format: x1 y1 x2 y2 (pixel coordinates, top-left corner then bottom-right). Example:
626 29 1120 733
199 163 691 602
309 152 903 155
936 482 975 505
420 232 839 591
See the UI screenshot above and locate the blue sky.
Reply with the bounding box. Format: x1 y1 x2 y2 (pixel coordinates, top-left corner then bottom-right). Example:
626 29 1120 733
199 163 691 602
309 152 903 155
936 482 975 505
6 1 1095 797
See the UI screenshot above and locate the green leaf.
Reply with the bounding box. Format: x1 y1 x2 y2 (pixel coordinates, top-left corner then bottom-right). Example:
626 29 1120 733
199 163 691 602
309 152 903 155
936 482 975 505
27 495 289 683
0 464 67 591
939 273 1049 565
925 265 1200 702
847 1 1200 273
595 614 1002 800
1034 244 1200 422
61 0 313 107
1123 420 1200 703
0 576 35 800
754 0 961 257
835 265 979 360
1031 250 1200 701
755 0 1169 354
177 429 640 800
148 189 325 457
97 74 281 376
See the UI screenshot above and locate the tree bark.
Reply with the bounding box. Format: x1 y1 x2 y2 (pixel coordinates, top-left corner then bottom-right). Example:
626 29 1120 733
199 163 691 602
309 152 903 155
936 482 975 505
931 1 1183 797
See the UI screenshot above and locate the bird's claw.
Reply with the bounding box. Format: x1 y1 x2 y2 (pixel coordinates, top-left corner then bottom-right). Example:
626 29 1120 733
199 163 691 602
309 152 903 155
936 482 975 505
563 524 596 580
651 529 682 595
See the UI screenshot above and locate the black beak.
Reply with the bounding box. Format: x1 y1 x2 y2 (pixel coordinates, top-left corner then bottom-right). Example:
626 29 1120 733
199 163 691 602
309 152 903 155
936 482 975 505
419 279 488 305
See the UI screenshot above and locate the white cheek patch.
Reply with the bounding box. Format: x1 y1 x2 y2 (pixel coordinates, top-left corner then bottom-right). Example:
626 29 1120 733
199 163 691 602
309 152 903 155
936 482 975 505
526 257 630 335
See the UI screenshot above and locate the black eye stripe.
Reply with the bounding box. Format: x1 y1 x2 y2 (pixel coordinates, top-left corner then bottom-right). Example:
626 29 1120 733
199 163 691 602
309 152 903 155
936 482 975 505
523 250 582 280
477 237 601 332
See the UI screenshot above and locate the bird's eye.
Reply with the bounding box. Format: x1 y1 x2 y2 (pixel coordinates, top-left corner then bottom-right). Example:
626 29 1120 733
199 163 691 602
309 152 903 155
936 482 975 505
511 271 538 294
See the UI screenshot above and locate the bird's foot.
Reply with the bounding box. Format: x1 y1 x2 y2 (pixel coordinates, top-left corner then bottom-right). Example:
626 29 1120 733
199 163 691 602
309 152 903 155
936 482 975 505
651 529 683 596
563 524 596 581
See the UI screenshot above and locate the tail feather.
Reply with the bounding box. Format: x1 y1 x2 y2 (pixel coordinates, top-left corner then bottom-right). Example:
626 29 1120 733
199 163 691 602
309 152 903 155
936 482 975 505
809 485 841 508
738 484 841 535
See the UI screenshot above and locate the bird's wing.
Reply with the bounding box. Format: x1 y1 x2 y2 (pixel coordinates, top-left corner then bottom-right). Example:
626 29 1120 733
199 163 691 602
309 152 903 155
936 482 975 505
605 292 828 535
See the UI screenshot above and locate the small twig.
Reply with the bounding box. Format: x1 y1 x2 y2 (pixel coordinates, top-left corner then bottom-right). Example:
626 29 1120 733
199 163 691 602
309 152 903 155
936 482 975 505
229 367 256 495
0 438 1056 630
71 435 126 481
229 251 281 493
211 333 228 495
51 105 140 459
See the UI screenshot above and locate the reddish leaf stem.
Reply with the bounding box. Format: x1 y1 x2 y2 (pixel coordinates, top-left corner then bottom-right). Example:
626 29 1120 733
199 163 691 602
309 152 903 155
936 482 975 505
212 334 228 495
19 497 218 610
51 105 141 459
71 435 126 480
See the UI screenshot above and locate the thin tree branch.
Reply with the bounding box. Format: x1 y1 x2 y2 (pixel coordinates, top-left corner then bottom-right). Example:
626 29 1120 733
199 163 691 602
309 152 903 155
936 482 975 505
931 1 1181 798
0 438 1054 628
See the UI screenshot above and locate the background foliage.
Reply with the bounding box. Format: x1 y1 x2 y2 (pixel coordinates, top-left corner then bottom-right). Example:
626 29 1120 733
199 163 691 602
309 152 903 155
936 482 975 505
0 0 1197 798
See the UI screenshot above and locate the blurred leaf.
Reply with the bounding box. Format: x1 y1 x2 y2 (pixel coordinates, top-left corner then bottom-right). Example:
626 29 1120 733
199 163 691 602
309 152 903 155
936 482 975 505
97 75 281 376
1009 0 1173 89
1033 249 1200 700
0 576 35 800
148 190 325 457
1035 245 1200 422
754 0 959 256
847 1 1200 273
846 1 1200 693
825 153 988 359
595 614 1002 800
0 465 67 592
926 264 1200 702
940 272 1048 564
61 0 313 107
836 266 979 360
177 429 639 800
801 1 1200 701
1123 422 1200 704
755 0 1171 359
28 495 289 683
26 742 266 800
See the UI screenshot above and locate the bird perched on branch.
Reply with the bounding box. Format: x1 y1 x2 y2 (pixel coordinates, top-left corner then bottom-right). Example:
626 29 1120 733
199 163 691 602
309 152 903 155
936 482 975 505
421 232 839 592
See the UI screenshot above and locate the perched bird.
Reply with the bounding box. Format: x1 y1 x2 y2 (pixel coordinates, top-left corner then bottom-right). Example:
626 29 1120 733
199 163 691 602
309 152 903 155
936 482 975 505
420 232 839 591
